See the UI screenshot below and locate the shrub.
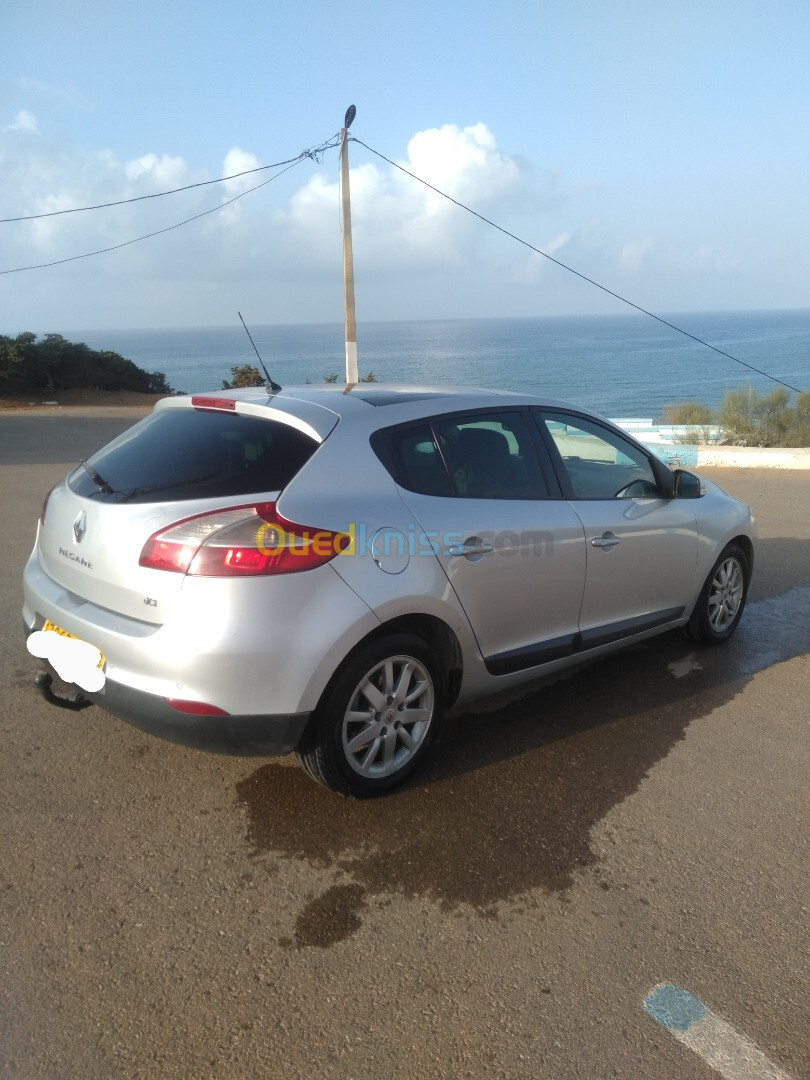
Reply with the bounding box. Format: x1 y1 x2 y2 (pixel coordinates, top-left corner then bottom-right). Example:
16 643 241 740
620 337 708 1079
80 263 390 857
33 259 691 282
718 386 809 447
322 371 378 383
660 387 809 447
662 401 715 425
222 364 265 389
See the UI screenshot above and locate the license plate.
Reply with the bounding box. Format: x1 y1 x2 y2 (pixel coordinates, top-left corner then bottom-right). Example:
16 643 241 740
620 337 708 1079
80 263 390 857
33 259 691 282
42 620 106 669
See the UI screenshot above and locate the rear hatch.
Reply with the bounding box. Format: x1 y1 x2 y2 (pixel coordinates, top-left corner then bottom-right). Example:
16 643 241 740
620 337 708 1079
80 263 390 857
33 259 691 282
36 396 337 625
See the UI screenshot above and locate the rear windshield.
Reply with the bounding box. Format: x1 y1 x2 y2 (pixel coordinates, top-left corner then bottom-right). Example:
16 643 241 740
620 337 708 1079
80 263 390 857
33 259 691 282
69 408 319 503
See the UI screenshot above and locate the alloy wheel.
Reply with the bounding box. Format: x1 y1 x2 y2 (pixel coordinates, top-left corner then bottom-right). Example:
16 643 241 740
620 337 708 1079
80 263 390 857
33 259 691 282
707 556 744 633
341 654 435 779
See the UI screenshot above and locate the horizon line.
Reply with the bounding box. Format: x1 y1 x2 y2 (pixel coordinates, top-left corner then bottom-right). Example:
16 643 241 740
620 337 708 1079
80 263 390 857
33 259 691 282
11 305 810 338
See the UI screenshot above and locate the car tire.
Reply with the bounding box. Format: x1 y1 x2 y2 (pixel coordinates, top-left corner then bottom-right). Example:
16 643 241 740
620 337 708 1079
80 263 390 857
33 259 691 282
685 542 750 645
295 633 444 797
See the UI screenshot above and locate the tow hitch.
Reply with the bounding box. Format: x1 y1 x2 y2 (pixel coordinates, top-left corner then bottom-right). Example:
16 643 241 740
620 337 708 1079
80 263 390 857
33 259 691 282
34 671 92 711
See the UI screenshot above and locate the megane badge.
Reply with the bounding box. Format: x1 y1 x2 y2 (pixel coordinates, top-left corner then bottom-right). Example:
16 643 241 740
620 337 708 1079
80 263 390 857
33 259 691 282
73 511 87 544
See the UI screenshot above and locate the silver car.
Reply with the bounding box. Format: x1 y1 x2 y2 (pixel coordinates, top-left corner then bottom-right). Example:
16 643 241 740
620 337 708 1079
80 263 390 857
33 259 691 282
23 384 756 796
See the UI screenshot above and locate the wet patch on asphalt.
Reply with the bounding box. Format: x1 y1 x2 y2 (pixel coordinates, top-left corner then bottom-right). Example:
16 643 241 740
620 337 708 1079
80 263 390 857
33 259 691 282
286 883 368 948
236 586 810 945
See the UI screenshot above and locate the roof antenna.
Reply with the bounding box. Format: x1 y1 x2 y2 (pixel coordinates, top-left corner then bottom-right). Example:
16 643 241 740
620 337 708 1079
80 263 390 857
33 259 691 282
237 311 282 394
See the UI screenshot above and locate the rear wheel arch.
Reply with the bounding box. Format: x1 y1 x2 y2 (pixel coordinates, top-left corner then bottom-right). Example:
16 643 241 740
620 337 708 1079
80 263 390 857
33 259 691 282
293 613 463 796
372 614 463 708
295 628 447 796
311 613 463 716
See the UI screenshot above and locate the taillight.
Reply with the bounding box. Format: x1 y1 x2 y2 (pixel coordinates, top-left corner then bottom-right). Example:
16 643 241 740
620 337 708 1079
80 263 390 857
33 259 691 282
139 502 351 576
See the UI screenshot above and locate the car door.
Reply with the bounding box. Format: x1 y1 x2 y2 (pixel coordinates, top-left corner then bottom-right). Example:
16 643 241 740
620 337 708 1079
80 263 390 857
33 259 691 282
384 410 587 674
535 410 699 647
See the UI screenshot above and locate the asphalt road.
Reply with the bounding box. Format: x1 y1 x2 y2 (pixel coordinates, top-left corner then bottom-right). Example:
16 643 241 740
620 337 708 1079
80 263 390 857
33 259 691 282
1 413 808 1079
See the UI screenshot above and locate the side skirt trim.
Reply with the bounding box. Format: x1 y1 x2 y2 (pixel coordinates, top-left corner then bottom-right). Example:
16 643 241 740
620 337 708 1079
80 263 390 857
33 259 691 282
484 606 685 676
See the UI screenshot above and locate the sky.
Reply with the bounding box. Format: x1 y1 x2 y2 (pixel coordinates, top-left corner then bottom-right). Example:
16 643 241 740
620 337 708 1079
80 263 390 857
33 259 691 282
1 0 809 333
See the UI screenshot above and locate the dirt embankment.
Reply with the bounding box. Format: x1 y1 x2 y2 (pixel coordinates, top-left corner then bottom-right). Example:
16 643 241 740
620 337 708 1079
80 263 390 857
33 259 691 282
0 389 172 411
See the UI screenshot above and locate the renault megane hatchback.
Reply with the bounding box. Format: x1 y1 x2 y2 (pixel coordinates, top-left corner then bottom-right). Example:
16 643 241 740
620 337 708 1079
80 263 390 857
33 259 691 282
23 384 755 796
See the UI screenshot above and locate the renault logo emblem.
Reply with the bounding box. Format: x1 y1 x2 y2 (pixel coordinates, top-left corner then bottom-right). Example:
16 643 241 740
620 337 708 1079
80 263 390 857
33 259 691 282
73 511 87 544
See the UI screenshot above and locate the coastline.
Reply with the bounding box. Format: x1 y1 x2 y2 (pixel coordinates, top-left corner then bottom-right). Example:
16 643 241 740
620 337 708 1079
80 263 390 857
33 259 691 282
1 390 807 468
38 310 810 415
0 389 170 413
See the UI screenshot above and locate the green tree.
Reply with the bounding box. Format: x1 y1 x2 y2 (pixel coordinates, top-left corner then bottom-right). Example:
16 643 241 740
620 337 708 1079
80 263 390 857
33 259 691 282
0 333 36 393
0 332 174 396
222 364 265 389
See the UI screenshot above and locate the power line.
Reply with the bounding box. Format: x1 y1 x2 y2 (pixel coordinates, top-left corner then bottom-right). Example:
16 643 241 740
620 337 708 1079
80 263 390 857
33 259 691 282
0 136 340 276
0 142 337 223
0 165 296 275
351 137 804 395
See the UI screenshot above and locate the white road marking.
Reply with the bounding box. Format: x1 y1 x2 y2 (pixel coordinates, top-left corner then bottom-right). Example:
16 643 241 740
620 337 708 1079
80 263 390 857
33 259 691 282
644 985 792 1080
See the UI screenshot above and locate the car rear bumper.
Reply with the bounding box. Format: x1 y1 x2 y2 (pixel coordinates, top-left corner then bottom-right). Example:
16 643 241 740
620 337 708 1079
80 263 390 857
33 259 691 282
89 678 311 755
27 644 310 756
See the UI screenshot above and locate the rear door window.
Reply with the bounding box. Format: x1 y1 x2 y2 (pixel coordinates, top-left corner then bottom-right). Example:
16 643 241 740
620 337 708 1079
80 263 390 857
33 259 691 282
434 412 550 499
376 411 552 499
69 408 319 503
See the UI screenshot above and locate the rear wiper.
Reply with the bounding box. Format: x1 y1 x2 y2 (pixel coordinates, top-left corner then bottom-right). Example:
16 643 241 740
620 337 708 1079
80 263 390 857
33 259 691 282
115 472 219 502
79 460 115 495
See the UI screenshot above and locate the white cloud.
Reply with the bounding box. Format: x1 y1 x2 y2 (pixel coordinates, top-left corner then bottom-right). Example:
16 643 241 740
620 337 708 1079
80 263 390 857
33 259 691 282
13 117 747 328
617 236 657 273
519 232 574 282
275 122 526 272
124 152 190 186
221 148 263 196
213 148 266 226
0 120 612 326
16 149 200 249
617 236 743 274
404 122 520 209
690 243 744 272
543 232 572 256
7 110 39 133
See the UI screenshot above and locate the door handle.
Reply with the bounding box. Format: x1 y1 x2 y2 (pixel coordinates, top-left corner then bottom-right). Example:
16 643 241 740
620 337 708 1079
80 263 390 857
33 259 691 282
447 538 494 558
591 532 621 549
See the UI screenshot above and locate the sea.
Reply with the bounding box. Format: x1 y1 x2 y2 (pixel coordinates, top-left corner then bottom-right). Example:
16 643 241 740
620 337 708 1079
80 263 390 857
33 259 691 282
72 309 810 419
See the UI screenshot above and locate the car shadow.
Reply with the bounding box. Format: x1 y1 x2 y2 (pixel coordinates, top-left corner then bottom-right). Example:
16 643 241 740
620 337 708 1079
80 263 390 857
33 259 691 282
236 540 809 947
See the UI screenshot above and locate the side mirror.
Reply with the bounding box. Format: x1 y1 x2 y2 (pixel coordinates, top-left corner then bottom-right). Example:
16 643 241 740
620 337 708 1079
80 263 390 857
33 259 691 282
673 469 703 499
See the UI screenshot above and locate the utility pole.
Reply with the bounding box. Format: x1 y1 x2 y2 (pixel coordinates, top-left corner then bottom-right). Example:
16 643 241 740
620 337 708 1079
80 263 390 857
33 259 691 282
340 105 358 385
